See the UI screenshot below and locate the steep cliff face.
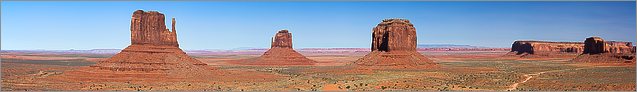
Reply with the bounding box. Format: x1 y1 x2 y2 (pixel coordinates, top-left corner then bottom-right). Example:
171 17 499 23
371 19 418 52
130 10 178 47
271 30 293 48
356 19 436 69
510 41 584 55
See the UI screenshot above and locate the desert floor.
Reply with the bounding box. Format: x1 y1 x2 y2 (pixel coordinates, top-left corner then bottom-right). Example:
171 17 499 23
1 51 635 91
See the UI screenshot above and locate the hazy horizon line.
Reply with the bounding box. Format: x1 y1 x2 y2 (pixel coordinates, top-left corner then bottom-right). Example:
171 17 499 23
0 43 518 51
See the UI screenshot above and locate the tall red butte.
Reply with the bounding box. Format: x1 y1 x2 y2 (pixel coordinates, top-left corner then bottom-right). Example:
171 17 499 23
233 30 316 65
52 10 214 82
355 19 437 69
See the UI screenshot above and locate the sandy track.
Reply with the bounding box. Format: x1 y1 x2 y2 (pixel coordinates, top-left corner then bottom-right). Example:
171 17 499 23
506 68 590 91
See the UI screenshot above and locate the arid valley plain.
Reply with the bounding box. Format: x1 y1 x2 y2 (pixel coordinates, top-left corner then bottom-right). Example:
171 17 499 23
2 49 635 91
2 3 636 91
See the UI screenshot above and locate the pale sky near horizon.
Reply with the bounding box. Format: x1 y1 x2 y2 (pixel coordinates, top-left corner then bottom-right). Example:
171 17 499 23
2 1 635 50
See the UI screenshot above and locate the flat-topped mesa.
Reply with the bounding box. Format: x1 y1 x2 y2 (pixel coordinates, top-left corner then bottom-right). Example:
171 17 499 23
583 37 634 54
572 37 635 63
130 10 178 47
510 41 584 55
271 30 292 48
356 19 436 68
372 18 417 52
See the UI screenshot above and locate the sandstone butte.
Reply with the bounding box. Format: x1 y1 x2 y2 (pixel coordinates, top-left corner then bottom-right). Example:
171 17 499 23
48 10 219 82
571 37 636 63
232 30 317 65
354 19 437 69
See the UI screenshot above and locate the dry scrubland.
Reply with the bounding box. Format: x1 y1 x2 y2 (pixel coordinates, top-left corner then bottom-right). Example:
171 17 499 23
1 51 634 91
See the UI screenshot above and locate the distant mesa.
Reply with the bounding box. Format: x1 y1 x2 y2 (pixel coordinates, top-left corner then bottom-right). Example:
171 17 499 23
571 37 636 63
508 41 584 56
583 37 634 54
508 37 635 59
231 30 317 65
355 18 437 69
417 44 485 48
52 10 213 82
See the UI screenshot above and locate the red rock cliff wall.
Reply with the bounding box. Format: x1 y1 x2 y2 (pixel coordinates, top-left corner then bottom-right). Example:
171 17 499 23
271 30 293 48
130 10 178 47
371 19 417 52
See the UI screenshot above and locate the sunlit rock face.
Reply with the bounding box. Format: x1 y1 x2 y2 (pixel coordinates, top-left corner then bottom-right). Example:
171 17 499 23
130 10 179 47
356 19 437 69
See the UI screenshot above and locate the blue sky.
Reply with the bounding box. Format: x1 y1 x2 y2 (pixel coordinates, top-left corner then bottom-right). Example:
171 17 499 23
2 2 635 50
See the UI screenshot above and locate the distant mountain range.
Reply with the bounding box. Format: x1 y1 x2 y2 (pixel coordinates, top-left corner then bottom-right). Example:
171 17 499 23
227 44 492 50
1 44 507 55
417 44 487 48
2 49 122 54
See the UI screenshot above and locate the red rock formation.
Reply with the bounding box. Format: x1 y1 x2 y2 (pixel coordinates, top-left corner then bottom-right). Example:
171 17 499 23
54 10 212 82
355 19 436 68
371 19 418 52
93 10 207 70
583 37 634 54
271 30 293 48
605 41 634 54
510 37 634 56
232 30 316 65
130 10 178 47
583 37 606 54
509 41 584 55
573 37 635 63
507 37 634 59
